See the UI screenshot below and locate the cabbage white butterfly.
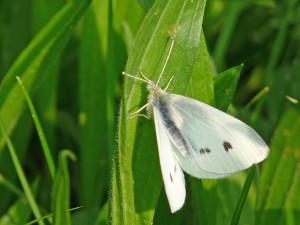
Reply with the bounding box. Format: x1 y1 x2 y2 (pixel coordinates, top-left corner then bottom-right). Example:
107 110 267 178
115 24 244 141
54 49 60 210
123 37 269 213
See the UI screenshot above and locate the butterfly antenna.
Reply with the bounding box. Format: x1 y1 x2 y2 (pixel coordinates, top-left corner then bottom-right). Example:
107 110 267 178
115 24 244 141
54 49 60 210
139 71 153 83
156 36 176 86
122 72 153 86
163 75 174 91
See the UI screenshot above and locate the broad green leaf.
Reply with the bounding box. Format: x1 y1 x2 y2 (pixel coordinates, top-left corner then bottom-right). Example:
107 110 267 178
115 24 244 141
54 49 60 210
71 208 99 225
78 3 108 208
256 108 300 224
32 0 65 153
189 178 218 225
52 150 76 225
110 0 210 224
185 31 215 105
0 1 31 75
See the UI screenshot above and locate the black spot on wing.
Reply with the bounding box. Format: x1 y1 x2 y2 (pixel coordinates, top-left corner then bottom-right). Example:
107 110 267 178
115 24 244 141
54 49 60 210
170 173 173 183
199 147 211 154
223 141 233 152
189 138 211 155
205 148 211 153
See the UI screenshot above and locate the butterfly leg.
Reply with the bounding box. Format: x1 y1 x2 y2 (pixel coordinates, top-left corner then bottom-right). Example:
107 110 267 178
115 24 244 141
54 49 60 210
128 103 150 119
129 113 150 120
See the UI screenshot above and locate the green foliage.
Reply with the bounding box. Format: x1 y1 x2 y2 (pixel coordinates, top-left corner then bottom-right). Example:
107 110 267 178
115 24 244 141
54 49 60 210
52 150 76 225
0 0 299 224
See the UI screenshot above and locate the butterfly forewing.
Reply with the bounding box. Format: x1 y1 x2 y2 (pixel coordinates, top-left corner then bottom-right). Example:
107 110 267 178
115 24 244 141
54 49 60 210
165 93 269 175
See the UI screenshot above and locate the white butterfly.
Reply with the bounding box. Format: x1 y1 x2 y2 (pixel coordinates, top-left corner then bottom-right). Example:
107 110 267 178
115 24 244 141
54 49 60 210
123 37 269 213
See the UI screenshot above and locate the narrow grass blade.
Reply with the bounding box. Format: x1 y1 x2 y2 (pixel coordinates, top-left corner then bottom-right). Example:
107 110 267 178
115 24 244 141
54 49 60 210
16 76 55 178
213 1 244 71
231 166 256 225
0 118 45 225
51 150 76 225
264 0 298 84
0 178 40 225
0 174 23 197
26 207 82 225
244 87 270 110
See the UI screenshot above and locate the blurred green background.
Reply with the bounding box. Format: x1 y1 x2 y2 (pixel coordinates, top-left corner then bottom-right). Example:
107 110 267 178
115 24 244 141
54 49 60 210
0 0 299 224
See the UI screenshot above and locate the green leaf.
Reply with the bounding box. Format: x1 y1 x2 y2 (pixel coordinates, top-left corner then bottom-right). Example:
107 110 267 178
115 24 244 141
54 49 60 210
213 64 242 111
0 111 33 212
0 178 40 225
212 1 244 71
52 150 76 225
189 178 218 225
256 108 300 224
78 3 108 208
110 0 210 224
0 0 92 148
17 76 55 178
137 0 154 13
0 118 44 225
231 166 256 225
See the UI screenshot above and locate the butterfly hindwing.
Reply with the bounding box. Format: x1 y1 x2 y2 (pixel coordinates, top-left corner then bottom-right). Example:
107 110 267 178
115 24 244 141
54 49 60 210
153 106 186 213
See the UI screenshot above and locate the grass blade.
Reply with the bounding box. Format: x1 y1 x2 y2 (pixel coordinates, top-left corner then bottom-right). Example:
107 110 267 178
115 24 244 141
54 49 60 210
52 150 76 225
16 76 55 178
231 166 256 225
0 0 92 148
0 118 45 225
256 108 300 224
212 1 244 71
0 178 40 225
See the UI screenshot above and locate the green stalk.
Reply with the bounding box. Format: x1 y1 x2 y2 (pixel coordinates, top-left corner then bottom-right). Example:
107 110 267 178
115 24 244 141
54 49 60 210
231 166 256 225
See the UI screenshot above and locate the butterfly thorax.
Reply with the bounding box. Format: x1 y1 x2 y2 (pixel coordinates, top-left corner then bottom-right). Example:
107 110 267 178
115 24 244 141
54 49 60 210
147 83 167 103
